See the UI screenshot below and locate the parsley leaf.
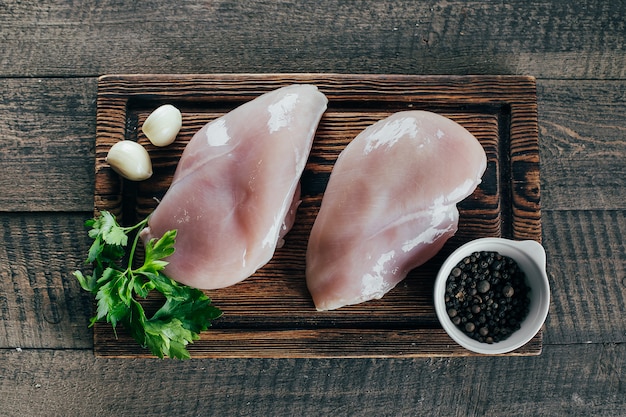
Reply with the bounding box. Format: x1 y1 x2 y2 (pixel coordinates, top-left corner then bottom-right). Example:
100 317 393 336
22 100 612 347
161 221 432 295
74 210 222 359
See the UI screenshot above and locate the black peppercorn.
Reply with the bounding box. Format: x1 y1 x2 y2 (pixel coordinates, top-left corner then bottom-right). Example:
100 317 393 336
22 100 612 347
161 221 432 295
444 250 531 344
503 285 515 298
477 280 490 293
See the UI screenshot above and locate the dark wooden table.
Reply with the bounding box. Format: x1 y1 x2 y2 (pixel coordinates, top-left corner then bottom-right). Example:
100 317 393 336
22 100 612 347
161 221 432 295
1 1 624 415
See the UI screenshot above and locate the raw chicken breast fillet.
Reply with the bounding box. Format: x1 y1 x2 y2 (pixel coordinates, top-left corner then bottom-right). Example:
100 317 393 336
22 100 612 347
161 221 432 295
306 111 487 311
140 84 328 289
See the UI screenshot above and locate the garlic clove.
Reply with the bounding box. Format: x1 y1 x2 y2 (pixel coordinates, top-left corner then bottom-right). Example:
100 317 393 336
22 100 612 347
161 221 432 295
106 140 153 181
142 104 182 147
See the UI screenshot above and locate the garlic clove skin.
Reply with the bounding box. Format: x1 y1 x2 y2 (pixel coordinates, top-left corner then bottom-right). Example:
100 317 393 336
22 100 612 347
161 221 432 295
142 104 182 147
106 140 153 181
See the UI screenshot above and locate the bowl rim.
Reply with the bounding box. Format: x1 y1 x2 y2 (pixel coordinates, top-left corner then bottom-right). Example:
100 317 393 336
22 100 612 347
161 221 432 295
434 237 550 354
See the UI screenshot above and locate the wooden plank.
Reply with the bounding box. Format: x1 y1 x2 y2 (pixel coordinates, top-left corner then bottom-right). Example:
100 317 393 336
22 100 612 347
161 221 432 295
92 74 540 357
0 213 94 349
0 77 96 212
537 80 626 210
1 1 625 79
1 78 623 212
541 209 626 345
0 344 624 416
0 208 622 351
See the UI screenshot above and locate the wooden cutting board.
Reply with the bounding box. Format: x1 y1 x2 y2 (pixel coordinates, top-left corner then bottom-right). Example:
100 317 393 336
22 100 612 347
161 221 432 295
93 74 541 358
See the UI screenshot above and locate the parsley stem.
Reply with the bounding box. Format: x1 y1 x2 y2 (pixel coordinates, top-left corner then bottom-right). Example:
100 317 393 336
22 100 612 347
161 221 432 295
126 216 149 272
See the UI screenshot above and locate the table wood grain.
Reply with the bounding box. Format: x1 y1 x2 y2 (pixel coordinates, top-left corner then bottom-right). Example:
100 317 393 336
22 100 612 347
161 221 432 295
0 1 624 416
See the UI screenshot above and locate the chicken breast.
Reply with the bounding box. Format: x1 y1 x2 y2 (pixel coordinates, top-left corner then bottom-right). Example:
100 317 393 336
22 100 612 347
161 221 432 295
140 84 328 289
306 111 487 310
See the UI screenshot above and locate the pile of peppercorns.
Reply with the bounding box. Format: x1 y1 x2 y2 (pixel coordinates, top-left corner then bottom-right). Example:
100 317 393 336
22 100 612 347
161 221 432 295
444 251 531 344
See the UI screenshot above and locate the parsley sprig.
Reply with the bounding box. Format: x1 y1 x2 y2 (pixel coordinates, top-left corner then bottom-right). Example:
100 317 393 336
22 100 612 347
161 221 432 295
74 211 222 359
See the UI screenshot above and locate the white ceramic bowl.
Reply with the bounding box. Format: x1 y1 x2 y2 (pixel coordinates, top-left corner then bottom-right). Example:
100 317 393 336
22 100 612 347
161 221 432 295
434 238 550 354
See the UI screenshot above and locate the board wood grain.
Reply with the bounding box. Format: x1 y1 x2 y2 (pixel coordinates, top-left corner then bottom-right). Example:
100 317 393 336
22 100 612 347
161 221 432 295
93 73 540 358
